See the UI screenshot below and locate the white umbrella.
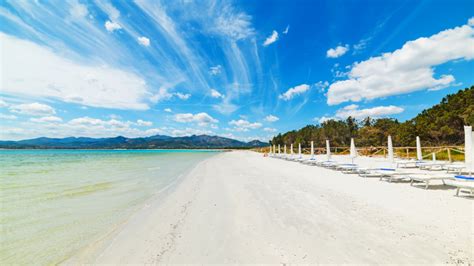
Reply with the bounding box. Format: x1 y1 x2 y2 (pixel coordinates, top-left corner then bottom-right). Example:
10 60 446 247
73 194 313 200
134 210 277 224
432 152 436 161
387 135 394 162
284 145 287 157
290 143 294 158
278 144 281 154
350 138 357 163
310 141 315 159
464 126 473 172
326 139 331 161
298 143 302 159
273 145 276 155
416 136 422 161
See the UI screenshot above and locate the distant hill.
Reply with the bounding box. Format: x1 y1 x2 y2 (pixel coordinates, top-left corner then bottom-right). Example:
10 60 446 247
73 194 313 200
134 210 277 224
0 135 268 149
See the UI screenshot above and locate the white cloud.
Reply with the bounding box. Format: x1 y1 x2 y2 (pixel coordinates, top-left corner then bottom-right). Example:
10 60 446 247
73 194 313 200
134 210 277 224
327 23 474 105
283 25 289 34
164 108 172 113
264 115 279 122
263 127 277 132
105 20 122 32
210 89 224 98
1 33 150 110
326 44 349 58
279 84 310 101
175 92 191 100
228 119 262 131
174 112 218 126
137 36 150 46
0 114 17 120
30 116 63 123
69 2 88 19
209 65 222 75
263 30 279 46
314 116 333 124
0 99 9 108
335 104 404 119
136 119 152 127
10 102 55 116
314 81 329 92
211 4 255 40
468 17 474 26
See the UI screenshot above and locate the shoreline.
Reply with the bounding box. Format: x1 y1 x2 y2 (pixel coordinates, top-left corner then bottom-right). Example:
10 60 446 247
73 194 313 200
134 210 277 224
79 151 471 264
64 152 220 264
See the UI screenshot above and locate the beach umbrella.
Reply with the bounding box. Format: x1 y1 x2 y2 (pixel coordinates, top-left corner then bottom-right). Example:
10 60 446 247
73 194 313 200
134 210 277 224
387 135 394 162
416 136 422 161
278 144 281 154
471 131 474 173
284 145 287 156
298 143 302 159
350 138 357 163
326 139 331 161
310 141 315 159
432 153 436 161
464 126 473 172
290 143 294 157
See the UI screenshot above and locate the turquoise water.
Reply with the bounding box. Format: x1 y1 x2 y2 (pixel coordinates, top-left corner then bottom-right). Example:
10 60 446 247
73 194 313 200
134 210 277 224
0 149 217 264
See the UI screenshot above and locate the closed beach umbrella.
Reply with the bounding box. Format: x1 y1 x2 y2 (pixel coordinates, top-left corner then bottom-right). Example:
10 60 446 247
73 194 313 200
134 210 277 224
310 141 314 159
416 136 422 161
284 145 287 156
387 135 394 162
464 126 473 172
290 143 294 157
326 139 331 161
298 143 302 159
432 153 436 161
273 145 276 155
278 144 281 154
350 138 357 163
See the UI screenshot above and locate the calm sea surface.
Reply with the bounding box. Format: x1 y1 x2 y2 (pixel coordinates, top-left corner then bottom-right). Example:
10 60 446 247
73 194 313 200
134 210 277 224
0 149 218 264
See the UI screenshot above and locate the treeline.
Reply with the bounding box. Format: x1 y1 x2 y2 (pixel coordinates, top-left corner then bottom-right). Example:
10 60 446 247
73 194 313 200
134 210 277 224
271 86 474 147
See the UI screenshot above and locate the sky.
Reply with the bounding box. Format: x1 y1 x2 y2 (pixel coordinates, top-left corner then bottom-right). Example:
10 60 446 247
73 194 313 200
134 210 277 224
1 0 473 141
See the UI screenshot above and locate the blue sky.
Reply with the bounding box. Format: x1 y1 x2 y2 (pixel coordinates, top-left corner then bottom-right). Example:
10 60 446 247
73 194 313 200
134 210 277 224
1 0 473 141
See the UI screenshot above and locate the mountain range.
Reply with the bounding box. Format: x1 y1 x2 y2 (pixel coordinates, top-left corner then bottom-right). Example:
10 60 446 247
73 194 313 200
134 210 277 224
0 135 268 149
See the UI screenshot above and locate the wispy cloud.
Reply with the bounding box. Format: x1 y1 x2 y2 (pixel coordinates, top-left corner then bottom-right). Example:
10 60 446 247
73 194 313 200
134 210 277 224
263 30 279 46
283 25 290 34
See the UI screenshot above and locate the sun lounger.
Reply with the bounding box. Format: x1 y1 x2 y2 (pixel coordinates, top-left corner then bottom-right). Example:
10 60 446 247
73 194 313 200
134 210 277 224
408 174 456 189
445 176 474 196
396 160 421 168
416 161 447 171
359 168 397 177
300 158 317 165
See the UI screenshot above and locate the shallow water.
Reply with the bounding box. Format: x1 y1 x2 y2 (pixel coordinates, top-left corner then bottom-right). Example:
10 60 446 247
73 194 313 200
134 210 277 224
0 149 217 264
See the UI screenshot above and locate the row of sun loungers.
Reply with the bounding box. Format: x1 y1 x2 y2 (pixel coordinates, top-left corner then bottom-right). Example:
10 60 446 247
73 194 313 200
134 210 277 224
269 153 473 197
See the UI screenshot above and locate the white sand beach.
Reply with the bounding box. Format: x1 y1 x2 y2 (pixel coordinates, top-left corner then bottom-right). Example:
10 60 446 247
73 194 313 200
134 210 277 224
80 150 472 264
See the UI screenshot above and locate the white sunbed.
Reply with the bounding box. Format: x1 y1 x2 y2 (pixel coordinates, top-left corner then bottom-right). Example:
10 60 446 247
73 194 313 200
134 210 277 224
360 168 421 179
300 158 318 165
333 163 358 171
416 161 447 171
407 174 456 189
451 181 474 196
396 160 421 168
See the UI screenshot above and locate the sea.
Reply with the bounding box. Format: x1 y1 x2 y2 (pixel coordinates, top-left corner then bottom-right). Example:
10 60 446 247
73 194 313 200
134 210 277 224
0 149 218 264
